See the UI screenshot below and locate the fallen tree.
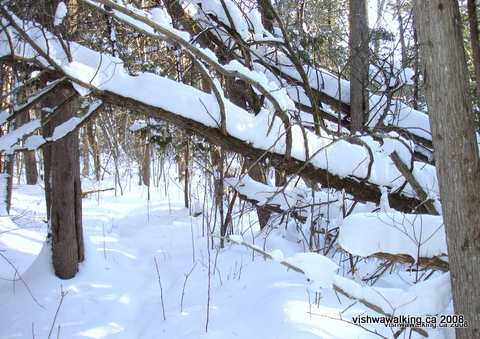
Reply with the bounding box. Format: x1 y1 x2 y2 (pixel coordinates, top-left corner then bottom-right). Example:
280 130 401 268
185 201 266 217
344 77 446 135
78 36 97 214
0 8 439 214
153 0 434 161
225 175 449 271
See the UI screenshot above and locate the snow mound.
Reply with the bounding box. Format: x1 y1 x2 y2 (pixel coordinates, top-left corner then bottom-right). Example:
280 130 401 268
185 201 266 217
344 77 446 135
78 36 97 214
338 212 447 260
285 253 338 290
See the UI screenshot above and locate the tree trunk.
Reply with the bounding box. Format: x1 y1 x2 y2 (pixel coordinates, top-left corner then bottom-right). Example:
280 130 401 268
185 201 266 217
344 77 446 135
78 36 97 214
244 159 271 229
349 0 370 133
23 149 38 184
86 122 101 181
373 0 386 56
32 0 84 279
414 2 480 338
412 24 419 110
467 0 480 110
43 84 84 279
225 76 272 229
4 155 13 214
81 128 89 177
258 0 274 32
183 136 190 208
16 108 38 184
275 168 286 186
396 0 407 68
142 131 150 186
210 146 226 246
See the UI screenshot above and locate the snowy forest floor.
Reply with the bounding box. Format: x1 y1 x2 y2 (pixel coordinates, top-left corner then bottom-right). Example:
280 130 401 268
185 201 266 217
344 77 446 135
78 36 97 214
0 177 450 339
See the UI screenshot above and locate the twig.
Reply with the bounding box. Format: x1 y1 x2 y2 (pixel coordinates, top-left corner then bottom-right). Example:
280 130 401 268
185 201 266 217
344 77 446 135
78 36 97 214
180 262 197 313
154 256 167 320
81 187 114 198
47 287 68 339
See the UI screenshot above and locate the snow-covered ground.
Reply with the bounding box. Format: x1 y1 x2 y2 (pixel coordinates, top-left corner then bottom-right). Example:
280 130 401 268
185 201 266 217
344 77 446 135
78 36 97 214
0 178 452 339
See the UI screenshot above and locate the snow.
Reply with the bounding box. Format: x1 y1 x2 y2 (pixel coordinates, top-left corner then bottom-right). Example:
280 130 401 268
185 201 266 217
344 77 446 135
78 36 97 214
129 119 147 132
0 11 441 207
54 2 68 26
250 41 433 142
0 163 452 339
0 119 41 154
182 0 269 41
224 60 295 111
270 249 284 261
24 135 46 150
228 234 243 243
51 117 82 140
285 253 338 290
225 175 308 211
0 100 102 152
0 4 457 338
13 77 65 112
0 110 10 125
338 212 447 260
334 272 451 316
0 180 422 339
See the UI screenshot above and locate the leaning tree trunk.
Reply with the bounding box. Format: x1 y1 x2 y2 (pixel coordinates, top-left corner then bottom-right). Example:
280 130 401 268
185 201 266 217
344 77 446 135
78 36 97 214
349 0 369 133
414 1 480 338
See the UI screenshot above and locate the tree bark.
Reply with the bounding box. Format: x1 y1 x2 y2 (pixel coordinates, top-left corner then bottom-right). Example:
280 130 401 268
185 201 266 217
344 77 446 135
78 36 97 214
210 146 226 246
225 76 272 229
23 147 38 184
86 122 101 181
141 129 150 186
15 97 38 185
43 83 84 279
349 0 370 133
258 0 274 32
4 155 13 214
81 127 89 177
373 0 386 56
244 159 271 229
396 0 407 68
467 0 480 108
414 1 480 338
35 0 84 279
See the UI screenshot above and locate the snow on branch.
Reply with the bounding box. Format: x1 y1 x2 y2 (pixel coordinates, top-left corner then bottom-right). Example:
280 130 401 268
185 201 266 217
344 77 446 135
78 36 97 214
0 119 41 154
226 174 447 271
0 98 103 153
0 7 440 213
0 77 67 125
338 211 448 271
227 234 449 336
225 175 309 212
176 0 433 153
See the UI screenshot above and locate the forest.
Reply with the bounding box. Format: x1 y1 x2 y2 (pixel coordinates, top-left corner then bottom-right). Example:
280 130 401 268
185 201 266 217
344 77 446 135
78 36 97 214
0 0 479 338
